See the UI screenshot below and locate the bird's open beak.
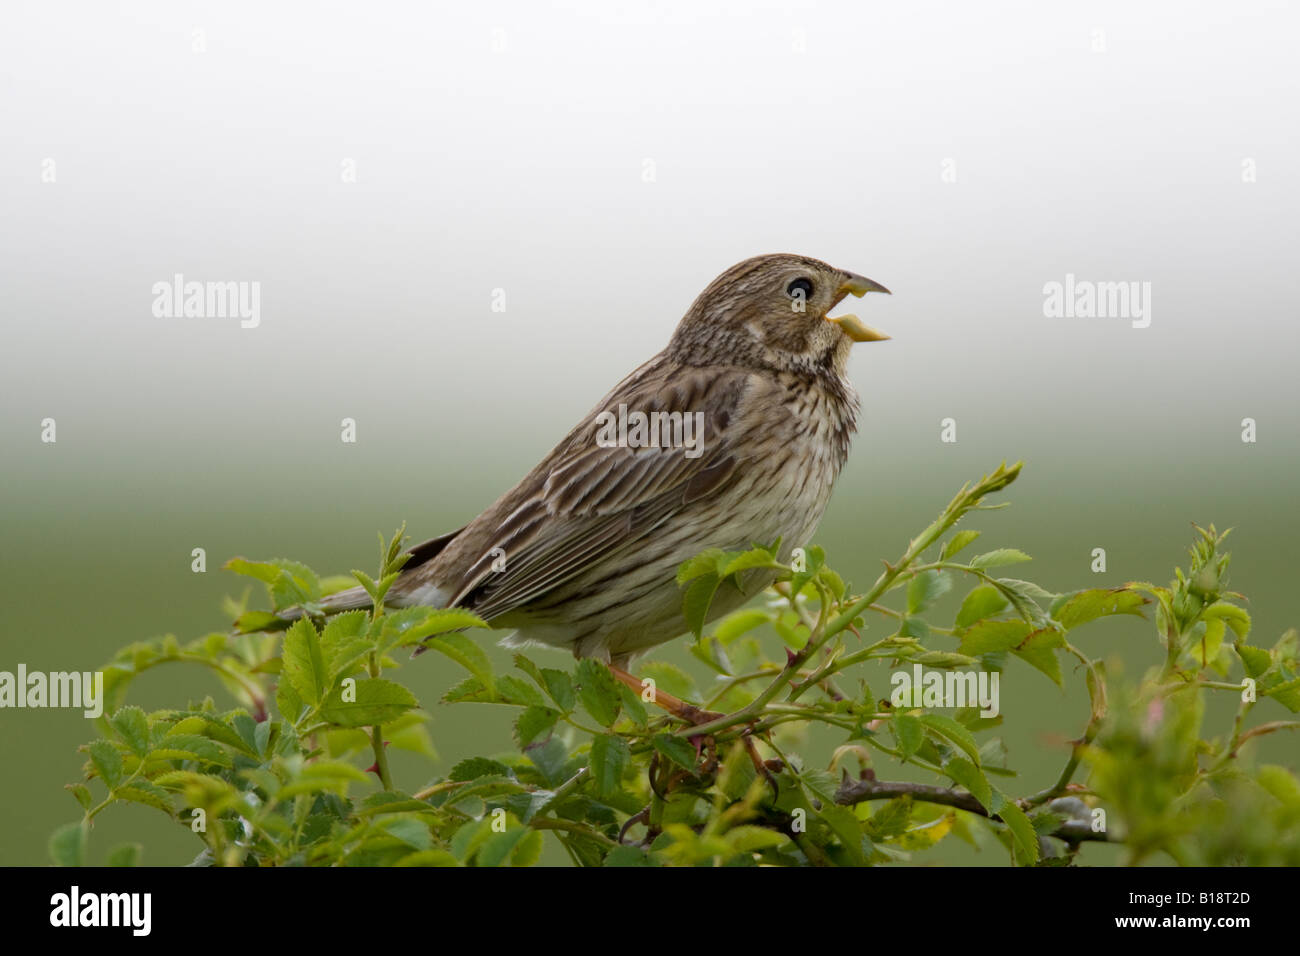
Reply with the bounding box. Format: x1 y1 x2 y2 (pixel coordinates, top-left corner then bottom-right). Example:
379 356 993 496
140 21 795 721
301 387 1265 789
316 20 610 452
828 273 891 342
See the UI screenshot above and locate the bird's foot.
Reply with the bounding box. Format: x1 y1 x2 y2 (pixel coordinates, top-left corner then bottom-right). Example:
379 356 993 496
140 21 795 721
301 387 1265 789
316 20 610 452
607 664 779 797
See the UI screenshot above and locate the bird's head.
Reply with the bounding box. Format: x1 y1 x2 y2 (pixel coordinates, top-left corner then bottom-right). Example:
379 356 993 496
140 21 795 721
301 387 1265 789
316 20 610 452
667 253 891 376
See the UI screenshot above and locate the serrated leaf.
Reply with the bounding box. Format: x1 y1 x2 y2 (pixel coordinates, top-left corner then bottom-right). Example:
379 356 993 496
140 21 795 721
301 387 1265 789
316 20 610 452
713 608 772 644
318 678 418 727
955 585 1009 628
1236 643 1272 678
682 573 720 639
1265 678 1300 712
920 713 981 765
1050 588 1146 630
87 739 124 789
423 632 495 697
1204 602 1251 639
589 734 630 798
514 706 559 746
540 669 576 712
969 549 1032 569
575 659 620 727
996 798 1039 864
616 683 648 727
959 619 1031 656
66 783 92 811
449 757 512 781
48 822 87 867
110 706 150 758
1012 628 1065 686
865 796 913 839
651 734 699 771
907 569 953 615
718 548 779 579
941 529 981 561
677 549 725 584
943 756 992 811
386 608 487 651
282 617 328 707
116 780 175 815
894 713 923 759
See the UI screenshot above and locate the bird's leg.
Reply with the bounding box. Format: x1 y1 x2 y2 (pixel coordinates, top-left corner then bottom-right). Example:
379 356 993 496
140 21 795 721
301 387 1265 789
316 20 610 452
607 665 722 727
606 664 779 796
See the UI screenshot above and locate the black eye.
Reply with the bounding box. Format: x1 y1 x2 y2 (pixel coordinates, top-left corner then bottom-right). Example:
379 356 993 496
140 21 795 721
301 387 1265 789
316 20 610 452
786 277 814 299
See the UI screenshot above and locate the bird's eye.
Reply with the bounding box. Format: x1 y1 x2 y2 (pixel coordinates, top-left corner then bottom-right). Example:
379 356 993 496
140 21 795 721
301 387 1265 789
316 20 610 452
786 277 814 299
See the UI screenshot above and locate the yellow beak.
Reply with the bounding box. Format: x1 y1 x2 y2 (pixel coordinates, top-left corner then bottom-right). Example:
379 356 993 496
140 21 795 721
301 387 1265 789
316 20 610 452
829 273 891 342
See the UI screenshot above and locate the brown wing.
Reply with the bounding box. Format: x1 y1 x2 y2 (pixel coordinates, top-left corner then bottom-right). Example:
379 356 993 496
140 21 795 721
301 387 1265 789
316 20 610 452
400 357 753 621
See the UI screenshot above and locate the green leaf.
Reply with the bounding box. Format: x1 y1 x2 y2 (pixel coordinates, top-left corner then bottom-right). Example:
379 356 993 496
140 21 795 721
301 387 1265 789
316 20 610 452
1265 678 1300 712
919 713 981 765
894 713 924 760
1236 643 1272 678
958 619 1031 656
589 734 630 798
1012 628 1065 686
682 573 720 639
718 547 780 579
116 780 175 815
996 798 1039 865
677 549 725 584
48 821 88 867
995 578 1051 626
423 632 495 697
449 757 512 781
616 683 649 727
907 570 953 615
514 706 559 747
110 706 150 758
969 549 1032 569
713 608 772 644
540 669 576 712
1204 602 1251 640
224 557 283 584
382 817 433 852
941 529 981 561
106 843 143 867
65 783 92 812
87 739 124 789
651 734 699 771
955 585 1009 628
865 796 913 839
1050 588 1146 630
496 674 547 708
575 659 621 727
318 678 418 727
282 617 328 707
384 607 487 651
943 756 992 811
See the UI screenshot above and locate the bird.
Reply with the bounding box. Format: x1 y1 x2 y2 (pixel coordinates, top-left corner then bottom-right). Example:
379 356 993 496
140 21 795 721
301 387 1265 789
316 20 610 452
283 253 890 704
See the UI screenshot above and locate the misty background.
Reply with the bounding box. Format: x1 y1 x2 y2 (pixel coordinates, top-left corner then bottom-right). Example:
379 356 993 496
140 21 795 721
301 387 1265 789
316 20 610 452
1 0 1297 864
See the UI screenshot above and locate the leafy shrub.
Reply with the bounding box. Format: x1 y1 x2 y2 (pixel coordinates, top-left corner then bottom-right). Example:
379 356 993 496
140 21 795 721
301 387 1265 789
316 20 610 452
50 463 1300 867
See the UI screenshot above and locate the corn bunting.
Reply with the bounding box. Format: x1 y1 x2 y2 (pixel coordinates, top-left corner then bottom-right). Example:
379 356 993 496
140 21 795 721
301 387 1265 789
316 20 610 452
285 254 890 674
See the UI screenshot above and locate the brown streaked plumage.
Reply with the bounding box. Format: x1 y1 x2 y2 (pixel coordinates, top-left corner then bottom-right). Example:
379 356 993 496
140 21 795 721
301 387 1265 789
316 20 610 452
296 254 890 667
